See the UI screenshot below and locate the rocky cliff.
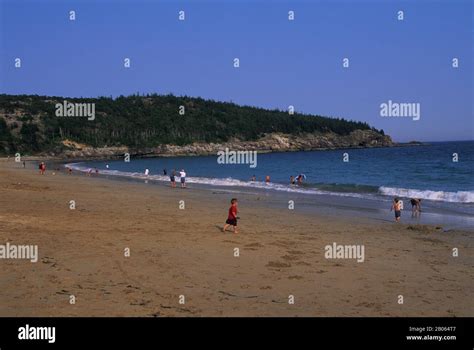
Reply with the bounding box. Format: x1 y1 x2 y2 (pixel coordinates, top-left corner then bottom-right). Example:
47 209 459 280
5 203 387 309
59 130 393 159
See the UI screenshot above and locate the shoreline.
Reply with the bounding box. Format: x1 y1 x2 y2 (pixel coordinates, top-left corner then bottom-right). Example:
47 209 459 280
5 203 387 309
10 152 474 231
64 157 474 231
0 158 473 316
73 169 474 231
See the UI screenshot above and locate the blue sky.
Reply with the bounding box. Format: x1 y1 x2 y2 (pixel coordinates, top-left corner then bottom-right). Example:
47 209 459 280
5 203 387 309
0 0 472 142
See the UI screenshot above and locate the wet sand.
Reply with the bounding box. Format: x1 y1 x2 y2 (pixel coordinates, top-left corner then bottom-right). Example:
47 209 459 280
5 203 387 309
0 158 472 316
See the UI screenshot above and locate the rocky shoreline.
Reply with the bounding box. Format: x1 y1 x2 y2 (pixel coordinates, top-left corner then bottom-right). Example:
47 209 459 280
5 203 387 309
49 130 395 159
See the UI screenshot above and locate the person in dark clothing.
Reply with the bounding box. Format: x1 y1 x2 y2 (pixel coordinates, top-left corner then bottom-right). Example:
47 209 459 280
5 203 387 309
410 198 422 216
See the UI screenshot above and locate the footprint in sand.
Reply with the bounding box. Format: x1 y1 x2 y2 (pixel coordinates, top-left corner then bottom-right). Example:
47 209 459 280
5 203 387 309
281 255 300 261
266 261 291 268
244 243 264 248
287 250 304 255
269 240 296 248
55 289 70 295
288 275 303 280
130 299 151 306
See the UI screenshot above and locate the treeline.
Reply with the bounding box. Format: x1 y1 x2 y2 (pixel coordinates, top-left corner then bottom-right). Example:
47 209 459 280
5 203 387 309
0 93 383 154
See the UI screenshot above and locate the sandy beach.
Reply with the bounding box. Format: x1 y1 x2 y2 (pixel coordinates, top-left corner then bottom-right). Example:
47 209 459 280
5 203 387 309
0 158 472 317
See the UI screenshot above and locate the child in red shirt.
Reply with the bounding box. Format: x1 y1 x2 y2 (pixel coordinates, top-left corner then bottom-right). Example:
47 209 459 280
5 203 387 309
39 162 46 175
223 198 238 234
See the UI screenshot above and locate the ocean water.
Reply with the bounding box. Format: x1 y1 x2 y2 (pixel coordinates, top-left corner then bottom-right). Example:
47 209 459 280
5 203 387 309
68 141 474 217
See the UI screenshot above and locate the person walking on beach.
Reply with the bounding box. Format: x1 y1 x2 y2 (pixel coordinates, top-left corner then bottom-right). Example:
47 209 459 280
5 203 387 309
391 198 402 222
163 169 167 176
170 169 176 188
223 198 239 234
144 168 150 176
265 175 270 183
179 169 186 188
410 198 422 217
22 161 26 168
38 162 46 175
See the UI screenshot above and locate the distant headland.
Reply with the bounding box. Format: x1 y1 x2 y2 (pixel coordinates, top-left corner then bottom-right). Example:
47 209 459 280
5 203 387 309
0 93 393 158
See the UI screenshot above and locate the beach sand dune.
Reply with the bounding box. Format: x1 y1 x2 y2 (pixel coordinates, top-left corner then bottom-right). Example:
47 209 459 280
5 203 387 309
0 159 472 316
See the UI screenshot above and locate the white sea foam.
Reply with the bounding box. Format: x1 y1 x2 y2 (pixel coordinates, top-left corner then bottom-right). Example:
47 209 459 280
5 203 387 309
66 163 372 198
379 186 474 203
65 163 473 203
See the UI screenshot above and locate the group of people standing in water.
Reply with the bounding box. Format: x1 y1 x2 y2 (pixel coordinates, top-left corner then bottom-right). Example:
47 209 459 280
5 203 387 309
169 169 187 188
250 174 306 185
143 168 187 188
290 174 306 185
391 197 422 222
